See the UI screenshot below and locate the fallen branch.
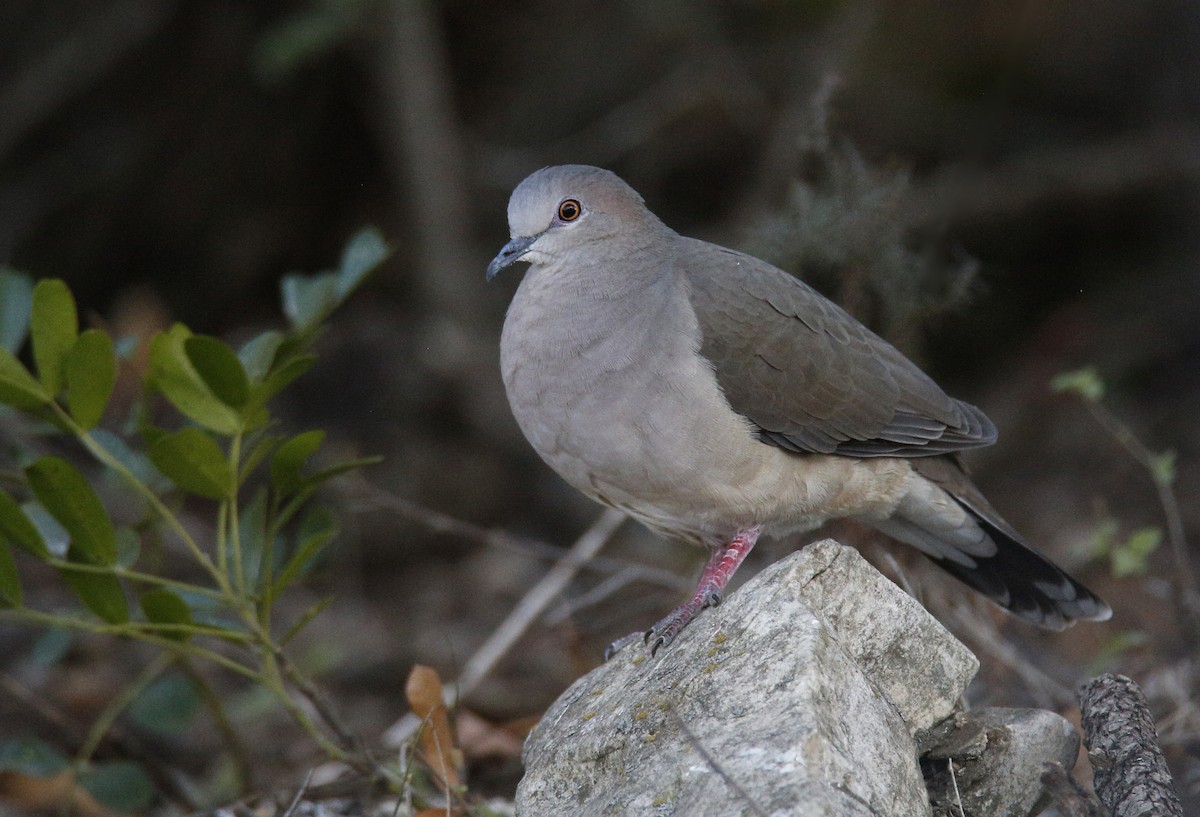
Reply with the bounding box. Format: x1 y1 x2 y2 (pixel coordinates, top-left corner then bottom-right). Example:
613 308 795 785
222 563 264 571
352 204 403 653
1078 673 1183 817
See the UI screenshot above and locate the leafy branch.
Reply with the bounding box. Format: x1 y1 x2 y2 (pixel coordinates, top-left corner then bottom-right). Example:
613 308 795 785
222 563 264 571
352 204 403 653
1052 367 1198 639
0 229 391 809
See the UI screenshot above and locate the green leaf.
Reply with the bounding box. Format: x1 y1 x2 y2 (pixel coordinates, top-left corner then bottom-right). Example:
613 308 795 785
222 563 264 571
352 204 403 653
30 279 78 394
281 272 339 332
280 594 334 645
129 674 200 735
271 430 324 496
148 427 234 500
0 490 49 558
337 227 389 297
305 456 382 488
26 456 116 566
22 502 68 557
78 761 155 811
1112 527 1162 578
149 325 244 435
60 549 128 624
1150 450 1176 488
0 269 34 354
0 542 21 606
64 330 116 430
273 506 336 593
239 488 271 591
279 229 387 332
91 429 163 489
185 335 250 408
238 330 285 383
1050 367 1105 402
1126 527 1162 557
173 589 241 632
139 588 193 641
252 353 316 404
0 737 70 776
0 346 52 410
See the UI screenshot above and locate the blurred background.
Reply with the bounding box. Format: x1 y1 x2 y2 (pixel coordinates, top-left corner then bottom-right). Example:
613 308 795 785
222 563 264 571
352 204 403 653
1 0 1198 809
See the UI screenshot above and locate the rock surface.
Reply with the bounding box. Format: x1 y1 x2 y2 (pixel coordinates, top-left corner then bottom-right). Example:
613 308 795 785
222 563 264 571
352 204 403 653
517 540 979 817
782 539 980 735
921 707 1081 817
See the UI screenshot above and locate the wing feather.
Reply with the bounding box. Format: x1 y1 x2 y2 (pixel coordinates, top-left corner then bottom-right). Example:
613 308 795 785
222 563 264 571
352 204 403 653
677 238 996 458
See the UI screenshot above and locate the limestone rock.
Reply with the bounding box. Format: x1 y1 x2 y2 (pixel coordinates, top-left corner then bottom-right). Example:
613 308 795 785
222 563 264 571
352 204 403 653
786 539 980 734
517 540 979 817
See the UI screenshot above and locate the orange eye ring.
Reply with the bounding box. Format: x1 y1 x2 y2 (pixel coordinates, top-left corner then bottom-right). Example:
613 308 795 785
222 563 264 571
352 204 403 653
557 198 582 222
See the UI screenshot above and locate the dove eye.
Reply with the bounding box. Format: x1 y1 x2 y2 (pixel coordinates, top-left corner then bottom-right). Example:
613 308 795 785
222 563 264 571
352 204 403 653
557 198 582 222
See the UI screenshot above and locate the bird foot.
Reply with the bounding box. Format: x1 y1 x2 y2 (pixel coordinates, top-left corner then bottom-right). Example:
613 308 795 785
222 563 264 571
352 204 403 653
603 586 721 658
644 591 716 655
604 527 761 658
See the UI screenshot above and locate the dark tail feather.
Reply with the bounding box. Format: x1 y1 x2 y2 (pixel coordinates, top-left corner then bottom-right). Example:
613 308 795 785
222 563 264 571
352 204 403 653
925 503 1112 629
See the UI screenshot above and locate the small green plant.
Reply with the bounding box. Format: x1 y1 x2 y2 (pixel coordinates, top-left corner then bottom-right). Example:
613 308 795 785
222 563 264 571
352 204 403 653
1052 366 1198 637
1089 518 1163 579
0 229 389 809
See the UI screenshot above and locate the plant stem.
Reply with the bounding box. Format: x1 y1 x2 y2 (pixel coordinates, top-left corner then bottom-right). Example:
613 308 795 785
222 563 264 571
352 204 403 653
75 653 173 764
179 660 253 791
42 559 226 602
68 418 227 594
255 644 359 769
0 608 261 680
228 433 246 597
1084 401 1200 636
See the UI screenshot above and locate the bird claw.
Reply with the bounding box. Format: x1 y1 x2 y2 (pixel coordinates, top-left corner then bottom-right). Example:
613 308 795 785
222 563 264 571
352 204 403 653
603 630 645 660
642 598 706 655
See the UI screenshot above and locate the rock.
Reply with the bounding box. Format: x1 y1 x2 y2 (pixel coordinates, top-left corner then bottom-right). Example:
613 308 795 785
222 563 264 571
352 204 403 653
517 540 979 817
787 540 980 735
921 708 1081 817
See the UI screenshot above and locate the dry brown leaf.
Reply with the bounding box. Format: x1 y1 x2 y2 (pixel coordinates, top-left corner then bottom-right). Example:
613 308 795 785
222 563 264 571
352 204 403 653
0 770 118 817
404 664 462 793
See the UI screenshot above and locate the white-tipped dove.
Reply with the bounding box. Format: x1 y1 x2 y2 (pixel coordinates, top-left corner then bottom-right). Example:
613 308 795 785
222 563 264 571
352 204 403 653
488 164 1111 654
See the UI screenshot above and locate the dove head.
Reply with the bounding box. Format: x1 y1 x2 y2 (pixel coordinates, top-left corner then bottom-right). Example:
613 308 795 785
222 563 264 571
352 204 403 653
487 165 669 280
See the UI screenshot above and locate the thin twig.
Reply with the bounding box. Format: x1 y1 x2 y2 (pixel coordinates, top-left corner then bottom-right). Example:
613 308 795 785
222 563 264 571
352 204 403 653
275 650 367 767
544 566 646 625
947 758 966 817
448 508 627 702
948 606 1073 708
280 768 314 817
346 476 686 591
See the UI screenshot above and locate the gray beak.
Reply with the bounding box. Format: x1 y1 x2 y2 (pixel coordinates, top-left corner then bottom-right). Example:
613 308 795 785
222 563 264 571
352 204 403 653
487 234 539 281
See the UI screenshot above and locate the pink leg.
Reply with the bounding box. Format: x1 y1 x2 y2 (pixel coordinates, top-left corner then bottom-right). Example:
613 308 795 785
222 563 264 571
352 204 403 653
644 526 762 655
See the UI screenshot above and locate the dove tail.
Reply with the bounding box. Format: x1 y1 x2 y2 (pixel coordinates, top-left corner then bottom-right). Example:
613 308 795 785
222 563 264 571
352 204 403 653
872 463 1112 629
923 506 1111 629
